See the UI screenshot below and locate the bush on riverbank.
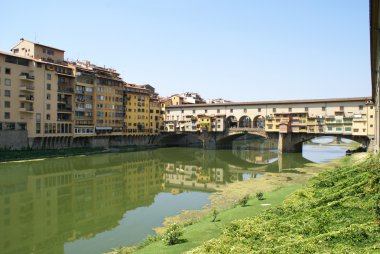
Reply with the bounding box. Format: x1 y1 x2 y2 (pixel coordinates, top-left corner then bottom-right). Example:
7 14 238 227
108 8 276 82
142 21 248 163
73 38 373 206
189 154 380 253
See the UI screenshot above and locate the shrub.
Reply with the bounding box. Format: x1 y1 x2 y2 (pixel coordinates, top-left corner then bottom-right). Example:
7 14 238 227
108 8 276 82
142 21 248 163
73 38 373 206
239 194 250 207
256 192 264 200
211 209 218 222
162 223 184 245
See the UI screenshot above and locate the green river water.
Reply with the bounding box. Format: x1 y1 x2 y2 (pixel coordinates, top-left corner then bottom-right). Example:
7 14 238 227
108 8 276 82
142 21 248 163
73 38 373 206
0 138 352 254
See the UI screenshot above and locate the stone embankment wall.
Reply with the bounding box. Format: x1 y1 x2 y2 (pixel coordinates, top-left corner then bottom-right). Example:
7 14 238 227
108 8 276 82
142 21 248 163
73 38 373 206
0 130 28 149
24 135 161 150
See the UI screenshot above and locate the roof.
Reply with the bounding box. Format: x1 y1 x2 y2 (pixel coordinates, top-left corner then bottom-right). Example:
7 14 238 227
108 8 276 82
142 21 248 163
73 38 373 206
0 50 34 61
12 39 65 52
166 97 372 108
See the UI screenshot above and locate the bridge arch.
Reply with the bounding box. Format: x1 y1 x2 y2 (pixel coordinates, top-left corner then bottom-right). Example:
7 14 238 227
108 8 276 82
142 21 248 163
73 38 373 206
253 115 265 128
226 115 238 128
239 116 252 128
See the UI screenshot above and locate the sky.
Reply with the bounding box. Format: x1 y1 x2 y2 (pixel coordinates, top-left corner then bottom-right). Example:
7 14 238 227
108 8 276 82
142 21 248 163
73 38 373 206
0 0 371 102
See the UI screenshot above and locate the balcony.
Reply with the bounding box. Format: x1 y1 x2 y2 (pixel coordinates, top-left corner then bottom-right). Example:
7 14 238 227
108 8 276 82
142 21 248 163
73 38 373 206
19 95 34 102
19 106 34 113
19 73 35 82
57 106 73 112
20 84 34 92
58 87 74 94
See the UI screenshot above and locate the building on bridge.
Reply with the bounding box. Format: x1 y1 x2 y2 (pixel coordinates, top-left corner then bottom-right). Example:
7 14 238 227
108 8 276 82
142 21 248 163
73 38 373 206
163 97 375 150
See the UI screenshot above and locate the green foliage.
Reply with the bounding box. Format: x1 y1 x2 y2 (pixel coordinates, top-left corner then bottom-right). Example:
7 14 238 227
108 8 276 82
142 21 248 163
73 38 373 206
239 194 250 207
256 192 264 200
162 223 184 246
190 154 380 253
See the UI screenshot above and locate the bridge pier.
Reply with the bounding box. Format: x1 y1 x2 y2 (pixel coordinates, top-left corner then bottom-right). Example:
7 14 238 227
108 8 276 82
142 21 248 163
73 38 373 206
278 133 303 153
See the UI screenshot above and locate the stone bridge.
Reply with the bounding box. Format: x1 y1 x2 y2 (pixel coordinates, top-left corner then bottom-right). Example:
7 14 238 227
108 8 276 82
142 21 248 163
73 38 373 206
157 129 373 153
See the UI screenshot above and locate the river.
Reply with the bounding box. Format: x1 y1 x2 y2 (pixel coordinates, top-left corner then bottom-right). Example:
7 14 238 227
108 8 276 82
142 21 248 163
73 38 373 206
0 139 352 254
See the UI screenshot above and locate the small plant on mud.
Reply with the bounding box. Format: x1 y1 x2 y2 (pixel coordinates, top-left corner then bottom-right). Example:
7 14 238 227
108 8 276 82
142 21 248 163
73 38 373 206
256 192 264 200
162 223 184 245
211 209 218 222
239 194 250 207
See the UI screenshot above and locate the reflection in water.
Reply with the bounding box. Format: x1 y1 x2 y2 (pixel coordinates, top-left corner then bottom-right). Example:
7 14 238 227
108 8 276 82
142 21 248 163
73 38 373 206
0 143 351 254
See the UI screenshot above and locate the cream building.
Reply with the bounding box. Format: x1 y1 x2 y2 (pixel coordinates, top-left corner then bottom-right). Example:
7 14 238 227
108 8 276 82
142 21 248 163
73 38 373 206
164 97 375 139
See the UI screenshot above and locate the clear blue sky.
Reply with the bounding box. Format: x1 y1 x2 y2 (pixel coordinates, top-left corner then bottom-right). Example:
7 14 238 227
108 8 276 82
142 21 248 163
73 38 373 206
0 0 370 102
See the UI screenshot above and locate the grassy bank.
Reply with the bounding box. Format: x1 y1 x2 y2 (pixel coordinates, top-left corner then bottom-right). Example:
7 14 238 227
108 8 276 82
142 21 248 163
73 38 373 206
108 153 379 254
109 185 302 254
0 147 105 162
0 145 159 162
188 153 380 253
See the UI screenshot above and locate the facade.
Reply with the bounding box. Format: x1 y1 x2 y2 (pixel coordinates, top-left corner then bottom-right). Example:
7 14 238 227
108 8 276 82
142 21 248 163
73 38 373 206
0 39 162 148
164 97 375 139
124 83 164 135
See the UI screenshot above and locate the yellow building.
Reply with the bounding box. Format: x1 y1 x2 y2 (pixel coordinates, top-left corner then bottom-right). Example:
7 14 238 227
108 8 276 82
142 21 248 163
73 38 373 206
124 84 153 134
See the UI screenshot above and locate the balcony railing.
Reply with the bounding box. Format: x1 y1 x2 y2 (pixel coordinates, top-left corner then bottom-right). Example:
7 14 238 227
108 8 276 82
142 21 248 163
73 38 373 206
19 73 35 81
19 106 34 113
58 87 74 93
19 95 34 101
20 84 35 91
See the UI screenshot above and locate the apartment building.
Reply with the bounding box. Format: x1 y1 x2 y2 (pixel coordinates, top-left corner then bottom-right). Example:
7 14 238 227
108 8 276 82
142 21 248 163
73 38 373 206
124 84 152 134
0 39 163 149
0 39 74 142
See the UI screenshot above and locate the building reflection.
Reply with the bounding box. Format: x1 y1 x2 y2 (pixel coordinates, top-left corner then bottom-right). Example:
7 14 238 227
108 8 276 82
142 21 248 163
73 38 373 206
0 148 310 254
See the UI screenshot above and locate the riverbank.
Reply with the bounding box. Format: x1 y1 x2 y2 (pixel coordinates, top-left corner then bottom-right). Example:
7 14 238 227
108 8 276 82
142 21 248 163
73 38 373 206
188 152 379 253
106 152 354 254
0 145 159 163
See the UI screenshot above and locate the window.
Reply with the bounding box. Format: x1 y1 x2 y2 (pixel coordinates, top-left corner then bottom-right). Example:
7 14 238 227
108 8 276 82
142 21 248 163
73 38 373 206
47 73 51 80
5 68 11 74
217 109 220 113
4 90 10 97
46 93 51 100
46 104 51 110
288 108 292 112
193 110 196 114
273 108 276 113
36 62 42 68
167 110 170 113
370 106 374 109
5 79 11 86
244 108 247 113
322 106 326 111
230 109 233 113
305 107 308 112
47 83 51 90
353 128 359 132
205 109 208 113
181 110 184 113
46 114 51 120
258 108 261 112
4 101 10 108
370 124 373 127
4 112 10 119
359 105 363 110
370 115 373 118
327 127 332 131
340 106 344 111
